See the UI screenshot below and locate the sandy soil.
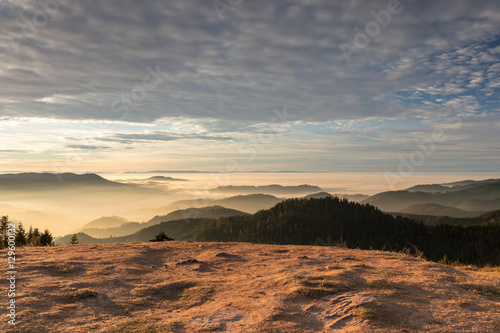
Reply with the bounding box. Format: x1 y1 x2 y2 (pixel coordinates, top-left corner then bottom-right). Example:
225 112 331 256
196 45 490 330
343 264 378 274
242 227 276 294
1 241 499 332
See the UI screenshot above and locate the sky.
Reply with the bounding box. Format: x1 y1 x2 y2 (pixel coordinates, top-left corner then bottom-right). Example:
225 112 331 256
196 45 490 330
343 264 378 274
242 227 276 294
0 0 499 174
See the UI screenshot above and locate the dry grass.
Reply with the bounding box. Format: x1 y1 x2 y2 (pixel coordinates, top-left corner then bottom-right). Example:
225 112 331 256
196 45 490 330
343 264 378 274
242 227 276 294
41 262 86 277
292 272 357 298
366 279 399 291
108 319 168 333
455 283 500 297
1 241 498 332
131 281 195 301
63 288 99 302
130 282 212 310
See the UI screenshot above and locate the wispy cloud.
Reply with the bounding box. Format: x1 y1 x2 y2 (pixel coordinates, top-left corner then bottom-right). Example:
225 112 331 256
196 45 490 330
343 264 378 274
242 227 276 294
0 0 499 172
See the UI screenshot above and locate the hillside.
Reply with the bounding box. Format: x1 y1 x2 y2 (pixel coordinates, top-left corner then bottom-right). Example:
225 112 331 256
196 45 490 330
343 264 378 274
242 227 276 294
405 184 454 193
77 216 130 231
146 206 249 226
361 191 434 212
73 206 250 239
337 194 370 203
405 178 500 193
302 192 332 199
363 180 500 212
55 218 213 245
187 197 500 266
0 172 123 191
2 242 498 332
392 209 500 227
59 198 500 266
147 176 188 181
78 223 144 239
159 194 283 215
55 232 104 245
398 203 479 218
455 198 500 212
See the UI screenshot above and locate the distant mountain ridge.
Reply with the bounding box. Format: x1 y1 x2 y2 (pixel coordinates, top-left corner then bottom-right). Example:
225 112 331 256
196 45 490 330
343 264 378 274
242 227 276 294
398 203 480 218
159 194 284 214
405 178 500 193
303 192 332 199
455 198 500 212
0 172 125 190
364 180 500 212
394 209 500 227
145 205 249 227
76 206 249 238
77 216 130 231
147 176 188 181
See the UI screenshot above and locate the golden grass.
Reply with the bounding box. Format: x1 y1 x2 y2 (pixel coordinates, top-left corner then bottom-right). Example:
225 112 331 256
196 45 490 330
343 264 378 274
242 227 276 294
130 281 213 310
366 279 399 291
455 283 500 297
64 287 99 301
2 242 498 333
108 319 169 333
43 262 85 277
292 272 358 298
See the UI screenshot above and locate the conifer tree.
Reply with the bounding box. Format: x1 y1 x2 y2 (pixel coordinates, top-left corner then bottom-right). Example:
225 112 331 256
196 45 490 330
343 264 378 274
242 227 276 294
15 222 27 246
69 234 79 245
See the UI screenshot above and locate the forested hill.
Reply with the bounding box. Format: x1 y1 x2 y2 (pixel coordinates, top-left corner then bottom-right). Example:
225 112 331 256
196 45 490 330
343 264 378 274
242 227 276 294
58 197 500 266
189 197 500 266
191 197 425 247
394 209 500 226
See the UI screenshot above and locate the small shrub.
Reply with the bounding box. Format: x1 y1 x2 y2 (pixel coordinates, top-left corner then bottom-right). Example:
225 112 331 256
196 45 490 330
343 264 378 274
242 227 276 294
149 231 174 242
440 254 461 266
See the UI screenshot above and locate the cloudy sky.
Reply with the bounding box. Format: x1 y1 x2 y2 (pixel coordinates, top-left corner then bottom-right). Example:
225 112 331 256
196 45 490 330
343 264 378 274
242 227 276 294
0 0 499 174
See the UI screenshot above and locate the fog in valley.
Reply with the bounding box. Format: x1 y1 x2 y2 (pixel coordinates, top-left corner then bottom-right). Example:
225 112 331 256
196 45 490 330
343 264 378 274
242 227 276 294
1 171 498 236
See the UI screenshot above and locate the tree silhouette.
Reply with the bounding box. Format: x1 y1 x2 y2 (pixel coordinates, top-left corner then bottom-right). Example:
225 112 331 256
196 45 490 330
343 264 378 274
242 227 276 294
69 234 79 245
15 222 26 246
150 231 174 242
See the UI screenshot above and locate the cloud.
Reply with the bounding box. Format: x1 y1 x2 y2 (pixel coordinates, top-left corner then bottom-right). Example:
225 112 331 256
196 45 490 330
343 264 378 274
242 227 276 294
97 131 234 144
65 144 110 150
0 0 499 173
0 0 498 124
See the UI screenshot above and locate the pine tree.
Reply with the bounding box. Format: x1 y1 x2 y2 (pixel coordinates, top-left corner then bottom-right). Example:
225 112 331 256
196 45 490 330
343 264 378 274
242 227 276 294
39 229 53 246
15 222 27 246
69 234 79 245
26 226 33 245
0 215 9 248
29 228 41 246
149 231 174 242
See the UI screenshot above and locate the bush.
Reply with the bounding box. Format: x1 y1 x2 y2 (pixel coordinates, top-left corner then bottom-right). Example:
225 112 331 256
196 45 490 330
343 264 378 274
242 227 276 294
150 231 174 242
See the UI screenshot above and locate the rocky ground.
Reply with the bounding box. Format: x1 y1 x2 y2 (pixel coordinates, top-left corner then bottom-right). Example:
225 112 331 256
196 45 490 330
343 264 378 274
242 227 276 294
1 241 499 332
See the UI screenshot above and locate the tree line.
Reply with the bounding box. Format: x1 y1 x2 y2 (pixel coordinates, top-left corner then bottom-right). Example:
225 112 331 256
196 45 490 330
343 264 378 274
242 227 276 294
0 216 54 248
189 197 500 266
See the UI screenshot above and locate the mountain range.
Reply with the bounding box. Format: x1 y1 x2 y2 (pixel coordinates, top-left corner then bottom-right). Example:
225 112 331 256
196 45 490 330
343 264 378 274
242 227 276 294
363 180 500 213
3 173 500 238
0 172 123 190
75 206 249 238
55 197 500 266
158 194 284 215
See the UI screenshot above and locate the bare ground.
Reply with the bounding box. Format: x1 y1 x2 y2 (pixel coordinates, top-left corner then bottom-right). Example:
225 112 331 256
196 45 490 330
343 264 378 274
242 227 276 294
2 241 499 332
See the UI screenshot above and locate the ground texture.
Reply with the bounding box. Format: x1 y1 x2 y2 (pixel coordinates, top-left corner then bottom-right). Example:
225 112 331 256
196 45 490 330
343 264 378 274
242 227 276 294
2 241 499 332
